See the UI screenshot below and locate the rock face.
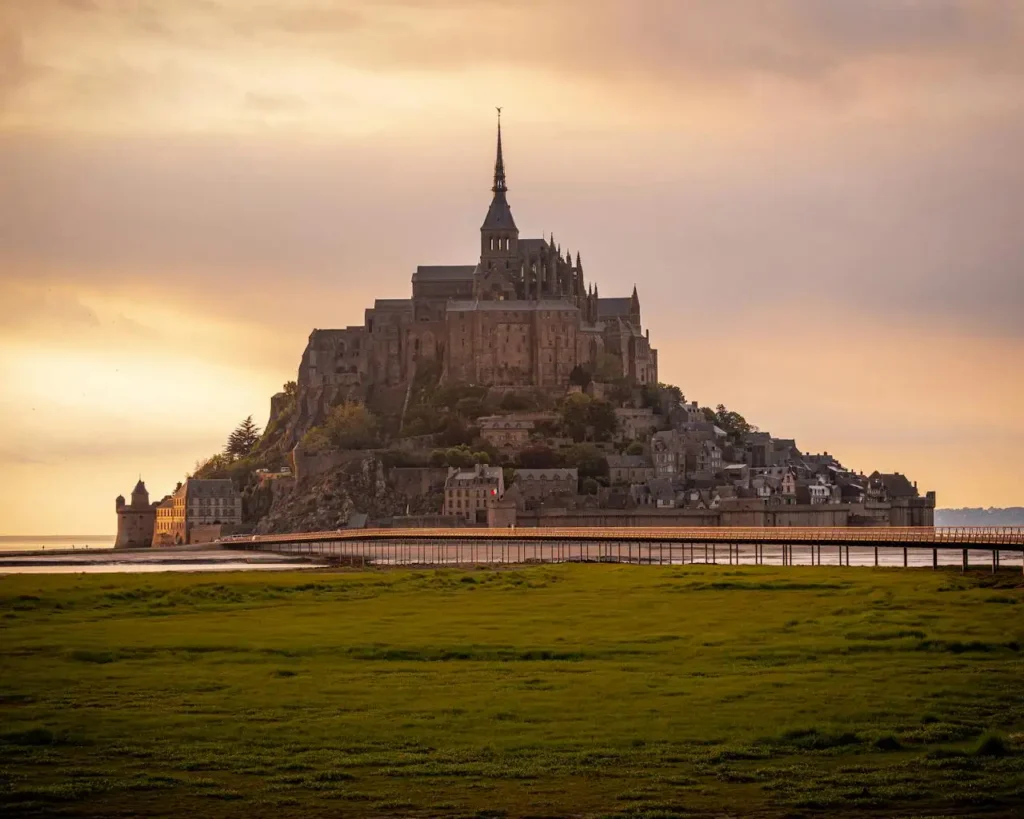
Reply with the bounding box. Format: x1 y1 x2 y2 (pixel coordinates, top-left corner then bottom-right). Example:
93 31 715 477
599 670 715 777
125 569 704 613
255 456 439 534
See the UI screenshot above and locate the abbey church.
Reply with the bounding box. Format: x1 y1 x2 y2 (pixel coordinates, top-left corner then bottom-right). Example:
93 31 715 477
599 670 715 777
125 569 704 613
298 117 658 405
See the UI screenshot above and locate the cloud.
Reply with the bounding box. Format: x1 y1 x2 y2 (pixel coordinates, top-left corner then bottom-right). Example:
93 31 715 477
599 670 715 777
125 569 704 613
243 91 305 112
0 25 28 100
4 0 1022 136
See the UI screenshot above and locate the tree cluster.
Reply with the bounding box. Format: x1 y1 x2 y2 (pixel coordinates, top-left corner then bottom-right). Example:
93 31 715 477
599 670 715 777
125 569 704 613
557 393 618 443
300 402 379 454
429 445 491 468
707 404 755 442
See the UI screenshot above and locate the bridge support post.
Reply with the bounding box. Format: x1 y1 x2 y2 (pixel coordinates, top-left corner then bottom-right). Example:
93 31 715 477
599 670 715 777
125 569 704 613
992 549 997 574
962 549 968 573
903 547 908 568
932 548 937 570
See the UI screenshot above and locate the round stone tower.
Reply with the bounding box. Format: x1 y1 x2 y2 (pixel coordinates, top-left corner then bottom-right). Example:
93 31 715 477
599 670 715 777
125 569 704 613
115 478 156 549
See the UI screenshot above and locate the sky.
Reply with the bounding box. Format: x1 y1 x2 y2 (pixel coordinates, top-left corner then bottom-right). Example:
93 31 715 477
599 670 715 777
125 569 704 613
1 0 1022 534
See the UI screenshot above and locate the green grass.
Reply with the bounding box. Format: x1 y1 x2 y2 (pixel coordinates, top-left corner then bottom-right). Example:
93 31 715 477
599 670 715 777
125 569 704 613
1 565 1023 817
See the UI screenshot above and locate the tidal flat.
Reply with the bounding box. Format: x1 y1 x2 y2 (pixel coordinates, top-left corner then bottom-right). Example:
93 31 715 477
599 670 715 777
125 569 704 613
2 564 1023 817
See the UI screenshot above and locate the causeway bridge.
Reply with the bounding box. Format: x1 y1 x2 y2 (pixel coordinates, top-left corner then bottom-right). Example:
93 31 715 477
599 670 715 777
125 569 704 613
224 527 1024 572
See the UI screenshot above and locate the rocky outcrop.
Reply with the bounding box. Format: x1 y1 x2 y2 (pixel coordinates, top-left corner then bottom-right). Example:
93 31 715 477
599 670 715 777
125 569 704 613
254 456 439 534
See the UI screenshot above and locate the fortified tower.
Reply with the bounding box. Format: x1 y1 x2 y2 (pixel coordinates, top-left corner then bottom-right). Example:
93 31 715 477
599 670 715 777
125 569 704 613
115 478 157 548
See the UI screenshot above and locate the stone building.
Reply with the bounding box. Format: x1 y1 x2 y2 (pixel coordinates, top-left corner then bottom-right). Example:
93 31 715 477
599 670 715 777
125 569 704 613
153 478 243 545
607 454 655 484
514 468 578 500
293 116 658 426
478 416 535 450
114 479 156 549
443 464 504 523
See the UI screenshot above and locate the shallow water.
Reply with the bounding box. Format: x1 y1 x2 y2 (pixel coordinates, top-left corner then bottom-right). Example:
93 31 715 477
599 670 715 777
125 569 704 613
0 562 324 574
0 535 113 553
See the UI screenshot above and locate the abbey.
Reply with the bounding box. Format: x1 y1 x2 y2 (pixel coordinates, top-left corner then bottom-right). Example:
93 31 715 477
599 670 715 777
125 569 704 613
298 117 658 405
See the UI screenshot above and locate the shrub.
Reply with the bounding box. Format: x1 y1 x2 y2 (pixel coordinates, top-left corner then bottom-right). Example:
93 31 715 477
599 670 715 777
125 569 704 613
974 732 1009 757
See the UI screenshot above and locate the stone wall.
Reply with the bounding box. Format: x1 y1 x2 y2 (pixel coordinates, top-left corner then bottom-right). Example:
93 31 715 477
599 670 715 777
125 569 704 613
511 504 859 528
382 514 468 528
189 523 246 545
389 467 449 497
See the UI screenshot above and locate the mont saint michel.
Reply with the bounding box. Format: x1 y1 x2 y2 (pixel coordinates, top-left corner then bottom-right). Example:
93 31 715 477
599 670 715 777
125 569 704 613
102 117 938 547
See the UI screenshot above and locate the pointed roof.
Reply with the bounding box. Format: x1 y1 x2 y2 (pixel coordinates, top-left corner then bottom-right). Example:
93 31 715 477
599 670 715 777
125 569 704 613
481 109 517 233
133 479 147 494
493 108 506 194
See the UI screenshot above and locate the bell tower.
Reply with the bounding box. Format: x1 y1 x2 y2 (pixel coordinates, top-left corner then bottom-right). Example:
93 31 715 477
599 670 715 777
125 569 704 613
480 108 519 274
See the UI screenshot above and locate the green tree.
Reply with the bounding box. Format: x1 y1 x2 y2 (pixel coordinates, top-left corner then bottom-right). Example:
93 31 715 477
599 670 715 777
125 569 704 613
445 447 475 468
563 444 608 480
325 402 378 449
225 416 261 458
438 417 475 447
714 404 753 441
519 445 563 469
581 477 600 495
299 426 332 455
625 441 645 456
588 399 619 442
568 365 592 388
283 380 298 398
558 394 618 443
560 393 592 442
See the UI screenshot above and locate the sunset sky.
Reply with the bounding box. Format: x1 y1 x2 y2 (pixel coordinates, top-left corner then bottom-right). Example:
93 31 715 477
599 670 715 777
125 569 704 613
1 0 1022 534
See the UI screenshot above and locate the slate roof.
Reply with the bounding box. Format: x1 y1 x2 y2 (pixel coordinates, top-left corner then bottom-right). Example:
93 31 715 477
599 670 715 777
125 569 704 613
607 455 651 469
515 468 578 481
185 479 238 498
412 265 477 282
871 472 918 498
373 299 413 310
481 192 518 231
447 299 578 313
518 238 551 258
597 297 631 318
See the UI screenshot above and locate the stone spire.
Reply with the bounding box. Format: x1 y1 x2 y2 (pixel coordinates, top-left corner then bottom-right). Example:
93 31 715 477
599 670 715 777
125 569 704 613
492 107 507 194
480 108 517 234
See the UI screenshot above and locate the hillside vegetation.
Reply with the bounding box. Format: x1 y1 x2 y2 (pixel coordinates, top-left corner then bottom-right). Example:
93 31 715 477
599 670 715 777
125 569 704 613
2 566 1023 817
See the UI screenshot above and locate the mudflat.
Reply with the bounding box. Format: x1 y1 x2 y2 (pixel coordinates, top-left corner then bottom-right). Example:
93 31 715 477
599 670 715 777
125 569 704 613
1 565 1022 817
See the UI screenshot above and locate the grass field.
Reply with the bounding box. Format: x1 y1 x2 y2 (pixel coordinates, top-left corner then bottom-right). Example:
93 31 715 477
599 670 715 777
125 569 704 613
2 564 1023 818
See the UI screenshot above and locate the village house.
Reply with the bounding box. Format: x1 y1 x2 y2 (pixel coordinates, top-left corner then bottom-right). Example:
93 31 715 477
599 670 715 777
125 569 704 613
514 468 578 500
478 416 535 449
686 439 723 475
607 454 655 484
651 430 685 479
152 478 243 546
444 464 504 523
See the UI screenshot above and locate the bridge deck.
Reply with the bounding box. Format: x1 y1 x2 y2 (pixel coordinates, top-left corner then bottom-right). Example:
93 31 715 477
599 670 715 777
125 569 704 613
221 528 1024 572
225 526 1024 548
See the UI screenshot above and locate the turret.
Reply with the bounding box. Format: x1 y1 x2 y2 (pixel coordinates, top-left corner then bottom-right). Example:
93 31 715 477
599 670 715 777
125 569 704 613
115 494 125 510
131 478 149 508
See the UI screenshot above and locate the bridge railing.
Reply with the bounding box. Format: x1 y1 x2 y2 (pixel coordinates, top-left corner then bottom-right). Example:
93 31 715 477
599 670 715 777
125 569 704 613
221 526 1024 548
